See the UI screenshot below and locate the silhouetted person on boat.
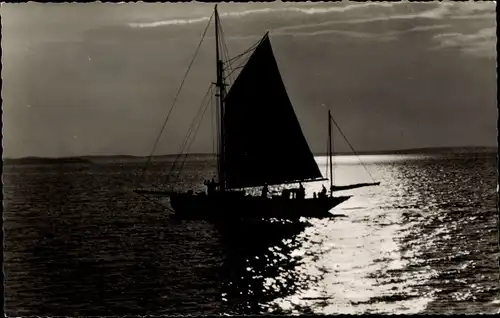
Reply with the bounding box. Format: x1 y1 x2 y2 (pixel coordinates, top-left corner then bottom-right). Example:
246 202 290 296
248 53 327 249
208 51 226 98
319 185 327 198
262 183 269 198
313 192 317 199
282 189 290 199
298 182 305 199
204 178 216 196
203 179 210 194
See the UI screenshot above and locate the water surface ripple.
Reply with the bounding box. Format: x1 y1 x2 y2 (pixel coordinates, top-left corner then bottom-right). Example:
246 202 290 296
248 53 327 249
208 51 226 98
3 153 498 315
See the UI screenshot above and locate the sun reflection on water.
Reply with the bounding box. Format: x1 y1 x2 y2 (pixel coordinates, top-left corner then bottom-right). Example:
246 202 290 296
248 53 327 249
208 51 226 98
260 158 440 314
264 194 435 314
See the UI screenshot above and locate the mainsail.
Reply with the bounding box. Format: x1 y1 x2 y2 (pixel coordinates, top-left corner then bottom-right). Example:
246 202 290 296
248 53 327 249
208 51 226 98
223 34 324 189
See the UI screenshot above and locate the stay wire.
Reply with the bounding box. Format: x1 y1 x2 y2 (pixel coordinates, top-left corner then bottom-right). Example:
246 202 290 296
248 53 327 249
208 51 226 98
329 116 377 183
136 12 214 189
173 87 212 178
325 132 329 181
215 89 221 178
165 89 210 187
171 85 213 174
220 23 263 84
165 85 211 186
332 123 335 185
175 84 214 159
223 36 262 66
167 84 215 183
136 192 175 213
179 85 214 158
218 22 235 86
224 50 253 81
211 90 216 157
175 95 213 180
167 101 208 189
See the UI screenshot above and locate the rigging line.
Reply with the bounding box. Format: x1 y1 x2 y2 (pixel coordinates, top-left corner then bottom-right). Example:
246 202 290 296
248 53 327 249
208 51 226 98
220 25 266 86
223 41 259 65
167 84 214 182
179 85 214 157
167 100 209 187
329 116 377 183
175 92 213 179
135 11 214 189
326 131 329 181
179 84 214 155
88 157 172 212
214 19 223 182
224 64 245 81
137 193 175 213
176 100 213 180
222 43 235 87
167 86 212 181
222 36 262 82
223 45 254 81
174 85 214 167
166 85 214 187
212 92 218 168
215 88 221 179
223 35 236 88
211 92 217 169
332 121 335 185
218 20 235 88
223 32 266 81
222 36 263 65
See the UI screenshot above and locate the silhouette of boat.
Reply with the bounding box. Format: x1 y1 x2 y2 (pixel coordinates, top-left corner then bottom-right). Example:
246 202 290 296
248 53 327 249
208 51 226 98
134 5 379 220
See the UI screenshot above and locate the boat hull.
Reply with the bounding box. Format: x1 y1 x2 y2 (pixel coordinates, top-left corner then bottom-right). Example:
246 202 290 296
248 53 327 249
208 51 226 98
168 192 351 220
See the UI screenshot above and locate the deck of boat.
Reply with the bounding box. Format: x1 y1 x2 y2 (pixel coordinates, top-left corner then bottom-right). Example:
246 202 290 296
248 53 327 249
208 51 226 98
168 192 351 220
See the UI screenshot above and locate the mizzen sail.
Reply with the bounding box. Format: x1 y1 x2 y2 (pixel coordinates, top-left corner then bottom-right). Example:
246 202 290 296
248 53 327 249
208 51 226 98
223 34 323 189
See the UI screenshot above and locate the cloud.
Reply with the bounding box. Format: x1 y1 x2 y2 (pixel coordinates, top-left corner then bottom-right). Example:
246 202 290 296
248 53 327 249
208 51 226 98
432 27 496 58
275 29 397 41
271 1 494 34
128 2 398 28
129 16 211 28
277 2 396 15
355 1 495 22
126 2 495 49
398 25 451 32
270 24 452 41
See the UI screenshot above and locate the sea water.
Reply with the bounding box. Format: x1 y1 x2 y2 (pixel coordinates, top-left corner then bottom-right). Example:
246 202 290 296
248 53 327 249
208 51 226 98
3 151 498 315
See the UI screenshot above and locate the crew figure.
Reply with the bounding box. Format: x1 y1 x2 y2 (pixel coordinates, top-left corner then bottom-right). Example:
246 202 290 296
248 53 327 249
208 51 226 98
319 185 327 198
298 182 305 199
204 178 216 196
262 183 269 198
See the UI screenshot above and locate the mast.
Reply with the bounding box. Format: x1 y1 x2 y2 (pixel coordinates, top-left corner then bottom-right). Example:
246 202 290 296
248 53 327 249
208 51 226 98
215 5 226 191
328 110 333 196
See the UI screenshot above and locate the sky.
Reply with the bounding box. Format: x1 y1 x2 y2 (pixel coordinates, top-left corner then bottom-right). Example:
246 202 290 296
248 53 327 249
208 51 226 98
1 1 497 158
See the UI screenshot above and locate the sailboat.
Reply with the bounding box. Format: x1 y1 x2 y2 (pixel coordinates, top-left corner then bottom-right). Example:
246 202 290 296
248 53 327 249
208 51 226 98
134 5 379 220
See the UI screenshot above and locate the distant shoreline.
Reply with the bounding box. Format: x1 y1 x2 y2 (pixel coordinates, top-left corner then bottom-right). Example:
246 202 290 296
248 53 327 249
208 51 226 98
2 157 93 165
316 146 497 156
2 146 497 165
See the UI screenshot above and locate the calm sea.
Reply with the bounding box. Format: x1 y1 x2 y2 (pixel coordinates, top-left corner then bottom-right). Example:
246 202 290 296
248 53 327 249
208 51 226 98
3 152 499 315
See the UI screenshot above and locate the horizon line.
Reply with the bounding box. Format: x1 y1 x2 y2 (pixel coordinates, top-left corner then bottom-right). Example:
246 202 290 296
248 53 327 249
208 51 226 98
3 146 497 160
